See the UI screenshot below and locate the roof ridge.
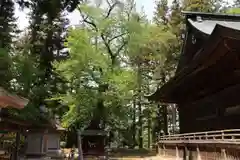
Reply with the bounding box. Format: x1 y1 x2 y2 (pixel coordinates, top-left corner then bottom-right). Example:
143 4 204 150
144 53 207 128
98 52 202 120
182 11 240 21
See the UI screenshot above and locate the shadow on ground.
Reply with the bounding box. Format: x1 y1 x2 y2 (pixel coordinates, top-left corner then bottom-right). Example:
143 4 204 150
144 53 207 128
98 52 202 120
108 148 157 159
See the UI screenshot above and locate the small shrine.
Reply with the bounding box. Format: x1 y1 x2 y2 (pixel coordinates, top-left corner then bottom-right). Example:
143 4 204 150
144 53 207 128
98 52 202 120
81 118 108 157
25 116 65 158
0 87 29 159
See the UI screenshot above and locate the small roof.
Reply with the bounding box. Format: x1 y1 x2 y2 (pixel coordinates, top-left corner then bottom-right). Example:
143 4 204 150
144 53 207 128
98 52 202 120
81 129 108 136
0 87 29 109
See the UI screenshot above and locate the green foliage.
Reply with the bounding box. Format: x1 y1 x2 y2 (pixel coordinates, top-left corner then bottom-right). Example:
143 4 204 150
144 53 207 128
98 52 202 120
0 48 12 86
226 8 240 14
53 1 174 144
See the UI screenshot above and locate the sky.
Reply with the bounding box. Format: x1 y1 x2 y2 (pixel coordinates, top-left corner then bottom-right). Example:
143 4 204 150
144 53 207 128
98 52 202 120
15 0 236 30
16 0 156 30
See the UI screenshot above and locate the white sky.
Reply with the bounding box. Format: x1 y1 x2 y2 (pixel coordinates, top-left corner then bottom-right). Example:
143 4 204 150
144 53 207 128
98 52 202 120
15 0 156 30
15 0 235 30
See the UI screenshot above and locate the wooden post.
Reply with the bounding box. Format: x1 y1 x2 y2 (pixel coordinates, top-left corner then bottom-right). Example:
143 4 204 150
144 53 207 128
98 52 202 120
183 146 189 160
43 129 48 153
197 147 201 160
77 130 83 160
14 132 20 160
221 149 227 160
163 144 166 157
176 146 179 159
157 144 160 156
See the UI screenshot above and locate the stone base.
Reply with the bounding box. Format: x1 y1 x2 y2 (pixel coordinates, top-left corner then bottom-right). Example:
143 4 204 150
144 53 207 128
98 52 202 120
19 157 51 160
47 149 64 159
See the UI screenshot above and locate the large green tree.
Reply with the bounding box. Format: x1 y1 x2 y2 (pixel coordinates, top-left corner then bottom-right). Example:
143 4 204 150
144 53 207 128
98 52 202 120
52 0 174 148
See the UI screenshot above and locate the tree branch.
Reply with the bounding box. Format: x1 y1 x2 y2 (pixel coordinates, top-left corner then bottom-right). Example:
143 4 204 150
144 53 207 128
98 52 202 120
79 8 98 31
105 0 119 19
108 32 127 43
100 33 115 61
115 39 128 55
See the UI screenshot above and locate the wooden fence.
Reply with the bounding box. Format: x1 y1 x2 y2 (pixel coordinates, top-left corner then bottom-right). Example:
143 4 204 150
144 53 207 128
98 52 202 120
157 129 240 160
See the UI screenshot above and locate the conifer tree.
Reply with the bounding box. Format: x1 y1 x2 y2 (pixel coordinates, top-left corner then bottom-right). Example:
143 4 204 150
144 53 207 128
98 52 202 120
153 0 169 25
0 0 17 88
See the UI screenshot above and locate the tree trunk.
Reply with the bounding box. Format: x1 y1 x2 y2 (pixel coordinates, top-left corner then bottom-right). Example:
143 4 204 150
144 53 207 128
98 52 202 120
131 98 137 148
137 63 143 149
172 104 177 134
147 111 151 149
153 104 162 142
138 100 143 148
77 130 83 160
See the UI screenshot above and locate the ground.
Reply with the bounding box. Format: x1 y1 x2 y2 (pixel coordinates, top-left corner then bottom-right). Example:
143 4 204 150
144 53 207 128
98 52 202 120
111 156 176 160
62 149 176 160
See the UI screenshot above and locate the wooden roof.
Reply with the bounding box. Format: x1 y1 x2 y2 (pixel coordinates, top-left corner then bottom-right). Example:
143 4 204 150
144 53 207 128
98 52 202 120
0 87 29 109
148 12 240 106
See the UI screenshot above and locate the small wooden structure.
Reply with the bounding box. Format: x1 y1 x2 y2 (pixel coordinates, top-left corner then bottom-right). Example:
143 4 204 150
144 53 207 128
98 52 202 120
25 119 65 158
81 119 108 157
0 87 29 159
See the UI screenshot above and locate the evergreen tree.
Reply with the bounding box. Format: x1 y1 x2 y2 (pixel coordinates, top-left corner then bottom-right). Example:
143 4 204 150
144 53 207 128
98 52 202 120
182 0 223 12
0 0 18 88
153 0 169 25
11 0 71 121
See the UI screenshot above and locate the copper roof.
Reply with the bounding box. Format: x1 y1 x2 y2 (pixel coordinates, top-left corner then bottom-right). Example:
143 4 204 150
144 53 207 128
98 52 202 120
0 87 29 109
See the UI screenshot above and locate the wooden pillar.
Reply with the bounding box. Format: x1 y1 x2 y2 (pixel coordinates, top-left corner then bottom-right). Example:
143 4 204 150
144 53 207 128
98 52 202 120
162 144 166 157
221 149 227 160
163 105 168 135
14 132 20 160
179 105 186 133
197 147 201 160
157 144 161 156
176 146 179 159
189 150 193 160
77 130 83 160
43 130 48 153
172 104 177 134
183 146 189 160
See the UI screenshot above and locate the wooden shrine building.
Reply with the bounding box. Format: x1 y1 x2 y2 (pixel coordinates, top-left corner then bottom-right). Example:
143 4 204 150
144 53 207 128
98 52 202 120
148 11 240 134
81 118 108 157
0 87 29 131
0 87 29 159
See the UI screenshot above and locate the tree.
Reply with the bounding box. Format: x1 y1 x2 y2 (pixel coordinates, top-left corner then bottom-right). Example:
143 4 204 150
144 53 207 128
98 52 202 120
7 0 74 124
182 0 224 12
54 0 136 141
153 0 169 26
52 0 175 148
0 0 18 88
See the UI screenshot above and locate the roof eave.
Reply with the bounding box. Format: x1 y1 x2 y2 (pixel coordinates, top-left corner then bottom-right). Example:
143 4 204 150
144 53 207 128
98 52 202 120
148 25 240 103
0 87 29 109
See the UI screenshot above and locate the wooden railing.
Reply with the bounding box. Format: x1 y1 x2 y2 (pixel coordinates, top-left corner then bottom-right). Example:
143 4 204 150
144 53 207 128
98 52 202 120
158 129 240 144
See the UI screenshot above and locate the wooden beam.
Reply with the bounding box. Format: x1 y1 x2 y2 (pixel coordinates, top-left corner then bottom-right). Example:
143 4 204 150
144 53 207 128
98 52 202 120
185 83 240 109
